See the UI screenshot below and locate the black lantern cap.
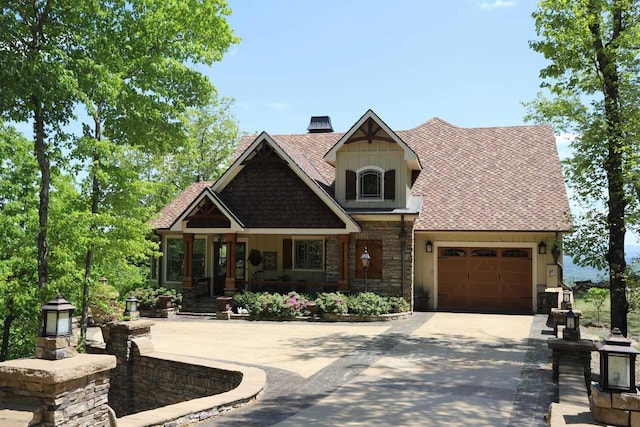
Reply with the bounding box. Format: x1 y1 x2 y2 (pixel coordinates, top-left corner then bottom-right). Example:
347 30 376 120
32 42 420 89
42 295 75 313
601 328 636 348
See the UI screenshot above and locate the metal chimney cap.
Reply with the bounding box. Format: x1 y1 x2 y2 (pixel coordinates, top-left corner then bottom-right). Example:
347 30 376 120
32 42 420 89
307 116 333 133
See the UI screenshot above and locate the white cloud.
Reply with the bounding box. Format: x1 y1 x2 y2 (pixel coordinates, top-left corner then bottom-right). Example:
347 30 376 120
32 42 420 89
479 0 516 9
266 102 289 110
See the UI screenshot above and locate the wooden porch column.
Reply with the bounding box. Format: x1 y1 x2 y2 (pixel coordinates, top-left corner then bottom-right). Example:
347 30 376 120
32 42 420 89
182 233 194 288
224 233 237 295
338 234 349 291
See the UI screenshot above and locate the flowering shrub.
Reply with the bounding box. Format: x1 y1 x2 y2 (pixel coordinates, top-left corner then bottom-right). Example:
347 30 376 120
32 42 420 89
233 291 309 318
315 292 348 315
346 292 391 316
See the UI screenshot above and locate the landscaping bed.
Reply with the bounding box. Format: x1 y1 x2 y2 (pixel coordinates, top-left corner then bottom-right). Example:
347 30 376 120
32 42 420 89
229 291 411 322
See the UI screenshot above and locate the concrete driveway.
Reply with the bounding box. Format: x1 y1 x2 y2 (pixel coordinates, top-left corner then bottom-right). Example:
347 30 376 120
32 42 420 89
141 312 554 427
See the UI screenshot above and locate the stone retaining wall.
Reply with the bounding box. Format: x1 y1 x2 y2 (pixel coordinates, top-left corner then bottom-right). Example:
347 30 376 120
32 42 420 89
133 351 242 412
0 354 116 427
591 382 640 426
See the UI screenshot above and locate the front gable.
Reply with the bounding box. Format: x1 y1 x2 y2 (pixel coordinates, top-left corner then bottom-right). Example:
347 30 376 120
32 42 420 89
214 133 360 233
325 110 422 210
170 188 244 233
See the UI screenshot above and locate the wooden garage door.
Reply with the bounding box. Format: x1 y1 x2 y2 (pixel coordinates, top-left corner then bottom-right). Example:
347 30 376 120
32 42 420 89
438 247 532 312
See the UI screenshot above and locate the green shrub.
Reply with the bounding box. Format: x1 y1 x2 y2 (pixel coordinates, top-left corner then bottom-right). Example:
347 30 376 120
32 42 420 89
347 292 391 316
131 286 182 310
315 292 348 315
388 296 410 313
89 282 123 325
233 291 262 314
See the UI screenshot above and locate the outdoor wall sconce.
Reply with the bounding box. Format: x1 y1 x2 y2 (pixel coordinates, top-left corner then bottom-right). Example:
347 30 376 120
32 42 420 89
425 240 433 253
360 247 371 292
42 295 75 337
563 308 580 341
597 328 640 393
538 241 547 254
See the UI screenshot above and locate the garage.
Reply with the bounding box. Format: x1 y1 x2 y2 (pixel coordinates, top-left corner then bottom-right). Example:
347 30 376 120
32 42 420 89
437 247 532 312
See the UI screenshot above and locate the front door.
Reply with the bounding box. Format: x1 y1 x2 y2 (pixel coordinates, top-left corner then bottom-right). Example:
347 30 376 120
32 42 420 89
213 242 226 296
234 242 246 289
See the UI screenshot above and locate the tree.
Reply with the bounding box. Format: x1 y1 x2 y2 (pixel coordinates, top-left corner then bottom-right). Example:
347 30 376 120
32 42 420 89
0 1 96 289
0 1 239 344
149 94 239 210
0 123 40 360
69 0 238 342
526 0 640 335
586 287 609 325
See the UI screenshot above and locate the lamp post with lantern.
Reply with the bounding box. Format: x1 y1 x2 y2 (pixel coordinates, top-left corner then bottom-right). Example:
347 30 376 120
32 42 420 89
597 328 640 393
36 295 78 360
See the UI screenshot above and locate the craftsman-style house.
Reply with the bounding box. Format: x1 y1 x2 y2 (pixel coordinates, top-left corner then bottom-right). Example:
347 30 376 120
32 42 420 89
149 109 571 312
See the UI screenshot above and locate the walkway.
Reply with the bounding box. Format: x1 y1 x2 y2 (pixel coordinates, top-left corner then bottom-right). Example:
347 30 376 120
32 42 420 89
147 312 557 426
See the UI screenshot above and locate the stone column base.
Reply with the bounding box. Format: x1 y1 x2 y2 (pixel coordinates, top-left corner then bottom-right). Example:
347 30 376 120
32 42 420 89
35 336 78 360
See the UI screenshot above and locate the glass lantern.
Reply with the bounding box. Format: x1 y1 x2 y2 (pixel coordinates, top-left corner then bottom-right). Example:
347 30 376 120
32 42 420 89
597 328 640 393
42 295 75 337
125 295 138 314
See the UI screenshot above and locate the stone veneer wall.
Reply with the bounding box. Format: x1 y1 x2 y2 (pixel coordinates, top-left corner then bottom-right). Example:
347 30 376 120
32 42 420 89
591 382 640 426
325 235 339 283
181 287 195 311
348 220 414 302
133 353 242 412
0 354 116 427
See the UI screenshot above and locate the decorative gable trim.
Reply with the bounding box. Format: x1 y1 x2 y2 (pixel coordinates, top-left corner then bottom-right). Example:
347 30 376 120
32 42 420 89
323 109 422 170
170 187 245 232
213 132 361 233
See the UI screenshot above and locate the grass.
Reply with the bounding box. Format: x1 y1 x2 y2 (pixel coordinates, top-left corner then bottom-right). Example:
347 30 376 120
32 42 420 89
573 290 640 341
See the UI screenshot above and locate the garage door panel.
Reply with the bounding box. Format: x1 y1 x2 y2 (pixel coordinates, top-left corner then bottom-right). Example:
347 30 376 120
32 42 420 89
438 246 532 312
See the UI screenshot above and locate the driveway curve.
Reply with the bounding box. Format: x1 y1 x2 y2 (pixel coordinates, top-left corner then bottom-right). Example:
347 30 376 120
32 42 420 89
145 313 556 426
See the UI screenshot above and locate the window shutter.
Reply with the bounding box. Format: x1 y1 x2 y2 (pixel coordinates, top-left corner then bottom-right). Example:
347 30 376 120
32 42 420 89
384 169 395 200
345 170 356 200
368 240 383 279
283 239 292 270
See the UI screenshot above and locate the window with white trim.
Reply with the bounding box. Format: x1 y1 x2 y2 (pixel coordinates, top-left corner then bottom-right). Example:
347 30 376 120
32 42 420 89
294 239 324 270
357 166 384 200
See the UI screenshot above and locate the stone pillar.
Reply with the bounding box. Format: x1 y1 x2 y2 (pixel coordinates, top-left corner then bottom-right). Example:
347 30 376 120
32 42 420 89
35 335 78 360
182 233 194 288
338 234 349 291
105 320 154 417
0 354 116 426
225 233 237 295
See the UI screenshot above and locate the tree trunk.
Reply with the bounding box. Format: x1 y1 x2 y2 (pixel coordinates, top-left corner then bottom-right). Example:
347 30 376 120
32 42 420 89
81 105 104 343
590 7 628 335
33 98 49 289
0 297 15 361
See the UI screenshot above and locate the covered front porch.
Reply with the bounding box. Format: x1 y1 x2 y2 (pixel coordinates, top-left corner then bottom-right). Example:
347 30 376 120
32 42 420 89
155 232 352 311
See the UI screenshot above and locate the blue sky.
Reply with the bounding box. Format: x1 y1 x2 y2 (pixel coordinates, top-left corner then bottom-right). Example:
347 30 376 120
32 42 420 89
204 0 548 135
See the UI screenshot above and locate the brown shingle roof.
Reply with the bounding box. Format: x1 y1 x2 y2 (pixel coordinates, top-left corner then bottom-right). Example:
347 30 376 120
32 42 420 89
156 118 571 233
399 118 571 231
236 118 571 232
149 181 213 229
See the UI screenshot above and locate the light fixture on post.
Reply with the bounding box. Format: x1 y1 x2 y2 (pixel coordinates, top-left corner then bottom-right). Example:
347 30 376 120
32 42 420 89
98 276 107 285
538 241 547 255
37 295 78 360
360 247 371 293
562 308 580 341
425 240 433 253
597 328 640 393
561 289 572 310
125 294 140 321
42 295 75 337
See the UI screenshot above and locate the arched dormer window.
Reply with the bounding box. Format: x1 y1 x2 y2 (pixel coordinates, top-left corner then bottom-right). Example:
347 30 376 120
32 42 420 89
357 166 384 201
